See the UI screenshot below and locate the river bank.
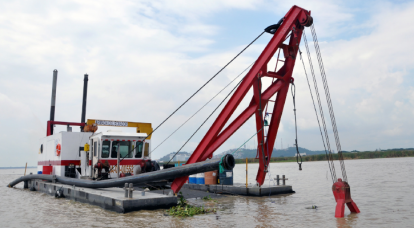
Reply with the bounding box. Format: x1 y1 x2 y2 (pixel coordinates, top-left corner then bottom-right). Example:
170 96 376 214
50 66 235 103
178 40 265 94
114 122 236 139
234 149 414 164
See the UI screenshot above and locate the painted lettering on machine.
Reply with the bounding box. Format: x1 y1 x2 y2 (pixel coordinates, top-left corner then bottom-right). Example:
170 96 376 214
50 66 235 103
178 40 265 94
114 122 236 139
95 120 128 127
110 165 134 174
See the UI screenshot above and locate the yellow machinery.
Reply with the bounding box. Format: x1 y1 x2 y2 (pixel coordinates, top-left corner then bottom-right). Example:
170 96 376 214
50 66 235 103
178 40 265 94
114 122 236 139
86 119 153 139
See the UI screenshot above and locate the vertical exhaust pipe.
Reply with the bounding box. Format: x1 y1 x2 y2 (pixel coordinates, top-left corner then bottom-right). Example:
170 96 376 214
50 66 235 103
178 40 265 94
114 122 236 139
49 69 58 135
80 74 88 132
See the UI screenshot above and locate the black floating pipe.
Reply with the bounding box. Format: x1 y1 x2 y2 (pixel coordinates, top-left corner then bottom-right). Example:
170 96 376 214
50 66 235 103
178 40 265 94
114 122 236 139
8 154 235 188
49 70 58 135
80 74 88 132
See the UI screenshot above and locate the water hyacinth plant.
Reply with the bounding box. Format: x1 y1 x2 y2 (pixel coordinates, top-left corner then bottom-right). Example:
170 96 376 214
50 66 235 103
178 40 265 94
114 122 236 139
166 192 217 217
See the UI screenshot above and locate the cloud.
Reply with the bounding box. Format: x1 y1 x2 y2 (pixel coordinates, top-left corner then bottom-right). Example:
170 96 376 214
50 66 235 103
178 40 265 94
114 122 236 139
292 1 414 151
0 93 31 119
0 0 413 166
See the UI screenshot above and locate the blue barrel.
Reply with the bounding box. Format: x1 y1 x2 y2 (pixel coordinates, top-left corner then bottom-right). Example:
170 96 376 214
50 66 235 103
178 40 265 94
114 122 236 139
37 171 43 174
189 174 197 184
218 169 233 185
196 173 205 184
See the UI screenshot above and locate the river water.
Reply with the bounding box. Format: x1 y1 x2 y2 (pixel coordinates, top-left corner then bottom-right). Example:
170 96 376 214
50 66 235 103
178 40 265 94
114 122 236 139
1 157 413 227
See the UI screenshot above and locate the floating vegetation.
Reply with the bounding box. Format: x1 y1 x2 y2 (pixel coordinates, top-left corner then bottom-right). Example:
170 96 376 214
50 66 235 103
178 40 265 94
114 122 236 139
167 205 216 217
201 195 217 203
202 196 212 200
166 192 217 217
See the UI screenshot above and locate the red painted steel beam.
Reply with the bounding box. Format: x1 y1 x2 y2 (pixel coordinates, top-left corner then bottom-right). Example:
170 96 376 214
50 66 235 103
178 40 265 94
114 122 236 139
262 79 284 100
50 121 86 126
256 21 304 185
265 71 285 79
256 80 290 183
171 5 312 193
47 121 52 136
253 77 266 161
201 104 257 161
46 120 86 136
200 79 285 160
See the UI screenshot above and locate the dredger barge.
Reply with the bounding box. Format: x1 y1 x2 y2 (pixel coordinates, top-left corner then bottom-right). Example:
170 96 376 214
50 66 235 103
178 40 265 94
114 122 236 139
7 67 291 212
9 5 359 217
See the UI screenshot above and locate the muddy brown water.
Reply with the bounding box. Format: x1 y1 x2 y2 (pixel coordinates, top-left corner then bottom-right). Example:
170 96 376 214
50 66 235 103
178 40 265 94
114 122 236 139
1 157 413 227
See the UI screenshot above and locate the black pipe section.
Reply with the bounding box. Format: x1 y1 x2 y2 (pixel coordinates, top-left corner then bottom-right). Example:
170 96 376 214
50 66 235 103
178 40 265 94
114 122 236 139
80 74 88 132
49 69 58 135
8 154 235 188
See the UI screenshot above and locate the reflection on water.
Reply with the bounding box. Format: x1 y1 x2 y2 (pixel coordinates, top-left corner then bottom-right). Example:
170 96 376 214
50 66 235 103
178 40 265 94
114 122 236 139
1 157 413 227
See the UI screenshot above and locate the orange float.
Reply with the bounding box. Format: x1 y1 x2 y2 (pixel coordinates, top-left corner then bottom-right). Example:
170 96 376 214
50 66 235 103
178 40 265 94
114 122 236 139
56 143 61 156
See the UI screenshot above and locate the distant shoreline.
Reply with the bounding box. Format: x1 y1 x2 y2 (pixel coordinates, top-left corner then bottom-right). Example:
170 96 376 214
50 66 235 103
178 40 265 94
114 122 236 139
234 150 414 164
3 150 413 168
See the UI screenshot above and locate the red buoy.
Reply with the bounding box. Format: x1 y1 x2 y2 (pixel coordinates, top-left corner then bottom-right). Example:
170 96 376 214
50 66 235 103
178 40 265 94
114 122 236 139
332 178 360 217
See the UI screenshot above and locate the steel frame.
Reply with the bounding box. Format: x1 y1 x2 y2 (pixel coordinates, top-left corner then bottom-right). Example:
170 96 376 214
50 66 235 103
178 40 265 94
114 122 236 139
46 121 86 136
171 5 312 193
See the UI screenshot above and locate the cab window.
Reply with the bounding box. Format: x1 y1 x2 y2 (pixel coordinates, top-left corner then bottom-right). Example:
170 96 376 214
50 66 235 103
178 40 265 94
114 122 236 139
101 141 110 158
144 142 149 157
135 142 143 158
111 141 132 158
94 142 97 157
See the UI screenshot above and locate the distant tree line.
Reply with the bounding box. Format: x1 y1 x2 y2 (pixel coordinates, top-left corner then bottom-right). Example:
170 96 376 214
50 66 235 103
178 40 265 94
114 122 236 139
234 149 414 164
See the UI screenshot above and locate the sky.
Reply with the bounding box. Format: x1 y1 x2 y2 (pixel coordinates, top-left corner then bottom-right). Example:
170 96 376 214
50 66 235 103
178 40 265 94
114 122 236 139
1 0 413 167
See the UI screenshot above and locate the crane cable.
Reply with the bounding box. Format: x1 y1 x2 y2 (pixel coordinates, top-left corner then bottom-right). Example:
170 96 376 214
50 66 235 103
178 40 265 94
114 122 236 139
166 76 244 165
300 31 337 183
310 24 348 182
150 62 255 155
290 80 303 171
107 31 265 172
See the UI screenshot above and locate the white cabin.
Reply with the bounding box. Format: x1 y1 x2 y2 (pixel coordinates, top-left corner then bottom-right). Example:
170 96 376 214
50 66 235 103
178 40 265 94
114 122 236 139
37 130 151 179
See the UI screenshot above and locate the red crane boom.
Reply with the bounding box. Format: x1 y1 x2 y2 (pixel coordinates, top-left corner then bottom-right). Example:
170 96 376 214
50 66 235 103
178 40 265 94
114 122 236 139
171 5 313 193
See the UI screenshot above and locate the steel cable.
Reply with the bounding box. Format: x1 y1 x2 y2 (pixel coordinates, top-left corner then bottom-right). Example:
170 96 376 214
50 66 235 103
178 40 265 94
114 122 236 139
301 31 337 182
166 77 244 165
108 31 265 171
310 24 347 182
299 49 335 182
290 81 303 171
150 62 255 155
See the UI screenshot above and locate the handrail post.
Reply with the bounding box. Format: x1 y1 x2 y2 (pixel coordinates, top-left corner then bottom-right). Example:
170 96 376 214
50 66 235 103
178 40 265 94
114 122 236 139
117 145 120 178
246 158 248 188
